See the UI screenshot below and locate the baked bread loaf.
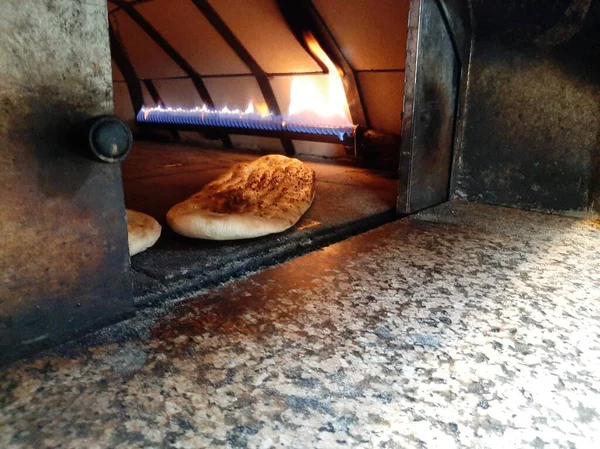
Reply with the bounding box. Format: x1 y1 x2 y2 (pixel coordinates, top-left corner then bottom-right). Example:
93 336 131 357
167 155 315 240
126 209 161 256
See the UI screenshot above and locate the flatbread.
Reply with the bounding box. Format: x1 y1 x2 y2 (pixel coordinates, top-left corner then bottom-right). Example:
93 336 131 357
126 209 161 256
167 155 315 240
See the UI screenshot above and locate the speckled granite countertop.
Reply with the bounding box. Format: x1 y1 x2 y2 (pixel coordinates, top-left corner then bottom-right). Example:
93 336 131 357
2 202 599 449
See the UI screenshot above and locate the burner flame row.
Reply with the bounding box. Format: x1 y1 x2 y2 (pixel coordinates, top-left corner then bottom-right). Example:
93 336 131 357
136 106 354 141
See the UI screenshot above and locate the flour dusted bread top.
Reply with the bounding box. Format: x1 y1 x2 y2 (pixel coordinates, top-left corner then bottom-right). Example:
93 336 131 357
166 155 316 240
126 209 162 256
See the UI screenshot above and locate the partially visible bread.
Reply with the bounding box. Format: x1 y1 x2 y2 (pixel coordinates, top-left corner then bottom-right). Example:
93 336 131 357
167 155 315 240
126 209 161 256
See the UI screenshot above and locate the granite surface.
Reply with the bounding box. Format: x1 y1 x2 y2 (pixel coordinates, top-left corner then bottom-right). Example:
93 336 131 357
1 202 600 449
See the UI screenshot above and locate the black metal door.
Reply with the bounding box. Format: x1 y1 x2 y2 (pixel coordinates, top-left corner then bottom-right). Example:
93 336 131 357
398 0 463 214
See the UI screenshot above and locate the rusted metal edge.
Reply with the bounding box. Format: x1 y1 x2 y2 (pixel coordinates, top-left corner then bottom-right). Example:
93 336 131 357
448 0 475 197
434 0 462 65
432 0 464 205
397 0 423 215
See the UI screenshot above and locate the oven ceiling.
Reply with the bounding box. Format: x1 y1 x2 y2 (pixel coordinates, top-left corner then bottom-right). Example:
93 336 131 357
108 0 410 145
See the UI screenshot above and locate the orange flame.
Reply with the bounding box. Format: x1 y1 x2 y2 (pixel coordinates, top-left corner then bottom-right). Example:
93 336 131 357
141 33 353 129
287 33 352 127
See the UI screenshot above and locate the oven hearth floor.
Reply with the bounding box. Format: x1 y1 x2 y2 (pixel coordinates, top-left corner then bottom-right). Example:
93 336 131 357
122 141 398 305
2 201 600 449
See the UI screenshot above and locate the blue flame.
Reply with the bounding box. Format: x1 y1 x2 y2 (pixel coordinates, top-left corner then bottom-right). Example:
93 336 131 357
136 106 353 141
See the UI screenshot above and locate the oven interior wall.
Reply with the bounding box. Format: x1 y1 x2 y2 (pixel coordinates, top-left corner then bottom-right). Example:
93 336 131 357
108 0 409 161
452 0 600 217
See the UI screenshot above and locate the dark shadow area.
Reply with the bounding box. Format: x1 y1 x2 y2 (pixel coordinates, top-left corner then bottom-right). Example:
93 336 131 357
455 0 600 216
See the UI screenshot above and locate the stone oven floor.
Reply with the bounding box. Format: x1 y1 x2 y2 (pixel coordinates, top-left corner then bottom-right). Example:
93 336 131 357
122 141 398 305
2 201 600 449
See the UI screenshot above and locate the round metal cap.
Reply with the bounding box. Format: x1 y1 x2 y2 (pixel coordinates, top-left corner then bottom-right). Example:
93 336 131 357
88 116 133 163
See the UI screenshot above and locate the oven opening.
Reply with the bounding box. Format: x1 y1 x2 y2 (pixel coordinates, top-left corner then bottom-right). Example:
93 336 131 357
109 0 407 304
2 0 481 364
